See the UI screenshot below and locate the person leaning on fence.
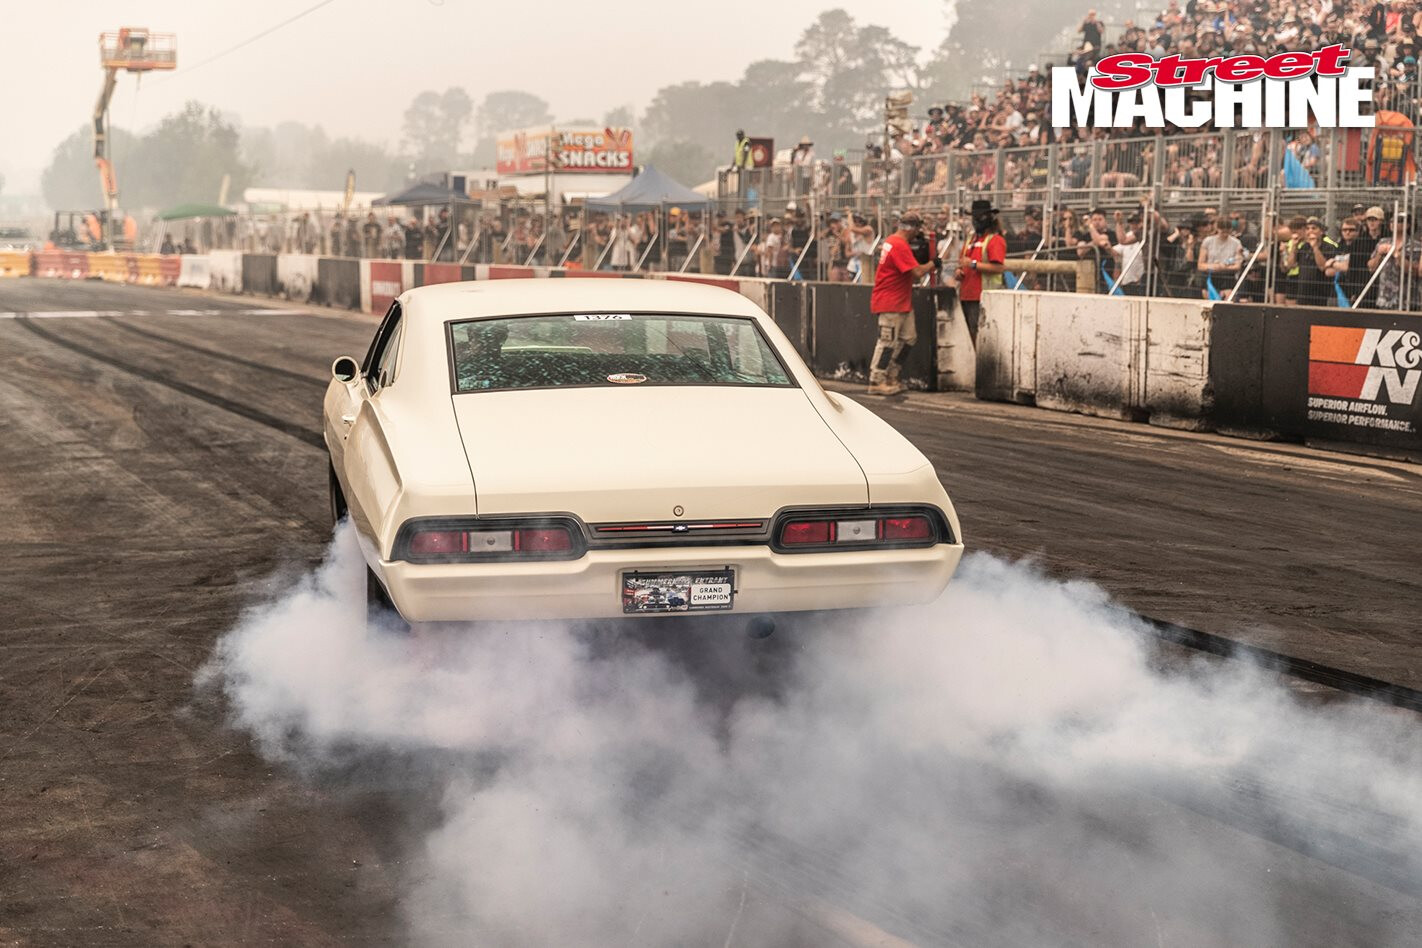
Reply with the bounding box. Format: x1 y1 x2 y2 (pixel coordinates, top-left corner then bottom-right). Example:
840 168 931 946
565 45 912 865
955 200 1006 342
1294 216 1340 307
1275 216 1308 304
1198 217 1244 299
867 211 938 397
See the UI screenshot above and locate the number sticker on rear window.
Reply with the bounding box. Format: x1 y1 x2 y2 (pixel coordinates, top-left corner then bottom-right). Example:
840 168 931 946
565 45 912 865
573 313 631 321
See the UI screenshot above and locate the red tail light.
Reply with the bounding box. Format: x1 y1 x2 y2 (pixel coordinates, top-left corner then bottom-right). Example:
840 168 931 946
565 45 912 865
781 520 834 545
516 527 572 552
882 516 933 540
774 510 943 551
410 530 463 555
400 520 583 561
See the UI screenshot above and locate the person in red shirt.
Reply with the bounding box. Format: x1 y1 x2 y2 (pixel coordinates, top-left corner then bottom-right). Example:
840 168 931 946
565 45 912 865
955 200 1008 343
868 211 938 395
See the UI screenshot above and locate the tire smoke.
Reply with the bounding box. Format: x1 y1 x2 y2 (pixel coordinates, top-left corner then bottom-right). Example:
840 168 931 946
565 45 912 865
201 525 1422 946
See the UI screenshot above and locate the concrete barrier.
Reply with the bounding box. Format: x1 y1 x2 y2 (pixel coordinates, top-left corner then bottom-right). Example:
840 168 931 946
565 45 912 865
1210 303 1421 459
0 251 30 277
277 253 318 302
177 255 212 289
367 259 406 314
316 257 361 310
977 290 1213 427
936 291 975 392
210 250 242 293
242 254 278 296
415 262 474 286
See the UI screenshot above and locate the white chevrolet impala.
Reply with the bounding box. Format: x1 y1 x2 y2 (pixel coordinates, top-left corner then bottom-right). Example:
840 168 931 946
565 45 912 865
324 279 963 627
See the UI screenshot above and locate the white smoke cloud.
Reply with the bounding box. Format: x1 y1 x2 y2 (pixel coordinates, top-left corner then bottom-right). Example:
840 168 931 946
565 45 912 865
201 526 1422 946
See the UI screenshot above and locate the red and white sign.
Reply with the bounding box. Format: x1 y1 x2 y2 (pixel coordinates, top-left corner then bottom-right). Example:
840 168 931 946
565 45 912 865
1053 45 1374 129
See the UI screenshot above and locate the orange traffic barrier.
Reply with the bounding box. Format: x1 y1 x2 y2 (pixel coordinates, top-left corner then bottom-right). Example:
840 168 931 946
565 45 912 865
0 251 31 277
131 253 181 286
32 251 89 279
87 253 131 282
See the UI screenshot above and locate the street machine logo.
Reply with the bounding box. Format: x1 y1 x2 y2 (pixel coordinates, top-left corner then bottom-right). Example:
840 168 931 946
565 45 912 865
1307 326 1421 435
1053 44 1374 129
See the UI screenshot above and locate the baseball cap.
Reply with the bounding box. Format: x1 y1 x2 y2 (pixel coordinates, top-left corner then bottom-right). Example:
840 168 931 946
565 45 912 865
898 211 923 226
1366 206 1386 220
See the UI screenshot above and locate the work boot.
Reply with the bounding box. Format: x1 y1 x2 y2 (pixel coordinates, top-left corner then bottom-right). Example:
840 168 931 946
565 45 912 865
877 364 905 396
867 369 896 396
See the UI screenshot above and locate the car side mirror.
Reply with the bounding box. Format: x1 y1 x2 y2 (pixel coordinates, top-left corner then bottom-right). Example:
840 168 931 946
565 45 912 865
332 356 359 383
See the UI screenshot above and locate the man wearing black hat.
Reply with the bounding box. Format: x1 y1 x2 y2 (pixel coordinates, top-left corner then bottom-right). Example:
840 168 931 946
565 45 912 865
867 211 938 395
925 106 948 146
956 199 1007 342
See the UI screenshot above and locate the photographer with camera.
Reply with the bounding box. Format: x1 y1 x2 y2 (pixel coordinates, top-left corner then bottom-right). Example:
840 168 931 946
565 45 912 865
867 210 938 396
956 199 1007 342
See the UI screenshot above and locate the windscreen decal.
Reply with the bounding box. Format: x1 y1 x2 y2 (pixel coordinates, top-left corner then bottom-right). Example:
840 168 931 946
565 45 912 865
606 373 647 384
573 313 631 321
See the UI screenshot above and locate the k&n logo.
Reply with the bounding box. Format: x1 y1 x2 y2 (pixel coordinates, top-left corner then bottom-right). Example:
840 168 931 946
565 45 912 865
1308 326 1421 405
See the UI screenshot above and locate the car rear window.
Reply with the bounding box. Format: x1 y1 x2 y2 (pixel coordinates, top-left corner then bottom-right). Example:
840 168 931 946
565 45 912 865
449 313 795 392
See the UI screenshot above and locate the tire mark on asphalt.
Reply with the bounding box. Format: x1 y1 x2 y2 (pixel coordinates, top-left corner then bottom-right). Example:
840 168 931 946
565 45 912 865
102 318 329 390
15 317 325 451
1145 616 1422 714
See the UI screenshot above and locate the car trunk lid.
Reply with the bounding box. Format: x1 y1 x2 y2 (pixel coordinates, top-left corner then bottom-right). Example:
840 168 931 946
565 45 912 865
451 386 867 522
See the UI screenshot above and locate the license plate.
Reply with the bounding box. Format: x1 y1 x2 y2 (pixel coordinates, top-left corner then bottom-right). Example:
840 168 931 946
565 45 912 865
622 570 735 614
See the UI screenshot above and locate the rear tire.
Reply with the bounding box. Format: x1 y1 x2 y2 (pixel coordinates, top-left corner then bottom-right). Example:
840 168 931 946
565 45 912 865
328 461 348 527
365 566 410 633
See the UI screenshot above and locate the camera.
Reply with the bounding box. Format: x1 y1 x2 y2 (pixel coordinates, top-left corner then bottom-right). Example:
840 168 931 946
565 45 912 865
908 229 934 265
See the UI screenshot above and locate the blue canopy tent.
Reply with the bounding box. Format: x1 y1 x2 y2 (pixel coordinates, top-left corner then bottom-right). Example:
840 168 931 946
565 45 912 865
585 166 709 271
585 165 709 212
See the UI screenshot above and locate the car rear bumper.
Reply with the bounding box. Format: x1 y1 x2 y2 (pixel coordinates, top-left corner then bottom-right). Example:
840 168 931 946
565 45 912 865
376 543 964 622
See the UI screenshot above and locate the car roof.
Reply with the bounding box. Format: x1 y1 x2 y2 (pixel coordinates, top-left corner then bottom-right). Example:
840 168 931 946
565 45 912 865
399 278 767 324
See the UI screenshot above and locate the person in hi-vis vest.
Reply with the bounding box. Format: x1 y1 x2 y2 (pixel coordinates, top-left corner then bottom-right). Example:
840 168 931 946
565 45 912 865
955 200 1007 343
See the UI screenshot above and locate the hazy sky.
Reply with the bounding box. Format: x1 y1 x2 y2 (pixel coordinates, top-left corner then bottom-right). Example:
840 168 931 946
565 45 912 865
3 0 953 192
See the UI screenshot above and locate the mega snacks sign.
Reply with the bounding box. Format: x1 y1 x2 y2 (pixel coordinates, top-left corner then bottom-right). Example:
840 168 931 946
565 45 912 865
496 126 634 175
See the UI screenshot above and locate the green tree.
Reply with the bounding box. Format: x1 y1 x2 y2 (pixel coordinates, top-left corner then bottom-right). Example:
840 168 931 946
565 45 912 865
42 124 137 210
403 87 473 172
795 10 922 144
603 105 635 129
922 0 1131 101
471 90 553 167
643 140 716 186
123 102 253 209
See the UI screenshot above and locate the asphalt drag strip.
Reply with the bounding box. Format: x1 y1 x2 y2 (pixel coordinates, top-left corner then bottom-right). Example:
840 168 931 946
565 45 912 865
2 281 1420 945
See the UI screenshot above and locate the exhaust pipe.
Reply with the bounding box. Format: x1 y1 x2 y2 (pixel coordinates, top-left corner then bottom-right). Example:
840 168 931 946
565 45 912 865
747 615 776 639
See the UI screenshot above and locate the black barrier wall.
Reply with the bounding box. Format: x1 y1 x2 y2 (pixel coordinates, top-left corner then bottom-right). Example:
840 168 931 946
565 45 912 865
807 284 938 389
1210 303 1422 458
768 282 811 362
241 254 278 298
316 258 361 310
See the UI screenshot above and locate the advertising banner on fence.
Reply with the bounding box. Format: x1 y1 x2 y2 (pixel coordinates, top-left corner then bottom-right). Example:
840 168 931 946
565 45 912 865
496 126 634 175
1306 323 1420 441
1209 304 1422 458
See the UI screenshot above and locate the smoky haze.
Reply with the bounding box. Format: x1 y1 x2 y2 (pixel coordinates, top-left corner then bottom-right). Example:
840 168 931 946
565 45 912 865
201 526 1422 946
7 0 1143 208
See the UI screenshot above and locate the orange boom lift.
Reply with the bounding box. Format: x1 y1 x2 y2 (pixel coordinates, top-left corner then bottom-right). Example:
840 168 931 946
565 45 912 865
94 28 176 247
